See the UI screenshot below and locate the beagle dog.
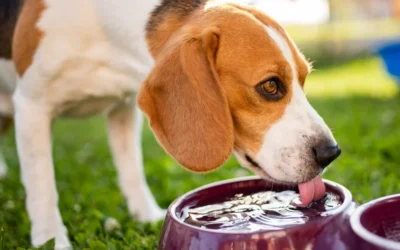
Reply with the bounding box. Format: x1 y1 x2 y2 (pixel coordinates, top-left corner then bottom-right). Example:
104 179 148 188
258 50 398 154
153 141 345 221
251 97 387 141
0 0 341 248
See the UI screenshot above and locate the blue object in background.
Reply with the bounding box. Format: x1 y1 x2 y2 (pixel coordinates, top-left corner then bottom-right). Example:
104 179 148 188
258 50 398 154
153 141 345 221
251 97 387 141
377 41 400 86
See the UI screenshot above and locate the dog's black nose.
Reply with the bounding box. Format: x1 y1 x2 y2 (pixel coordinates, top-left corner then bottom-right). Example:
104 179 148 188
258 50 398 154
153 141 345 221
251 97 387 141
313 144 341 168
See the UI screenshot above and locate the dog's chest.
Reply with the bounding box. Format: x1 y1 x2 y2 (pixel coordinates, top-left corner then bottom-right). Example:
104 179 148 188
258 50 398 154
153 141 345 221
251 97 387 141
44 42 149 117
45 49 149 118
57 96 134 118
29 0 157 118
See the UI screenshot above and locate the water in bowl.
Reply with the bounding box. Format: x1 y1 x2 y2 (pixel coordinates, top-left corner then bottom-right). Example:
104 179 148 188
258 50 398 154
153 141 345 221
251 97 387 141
373 218 400 242
383 220 400 242
180 190 342 232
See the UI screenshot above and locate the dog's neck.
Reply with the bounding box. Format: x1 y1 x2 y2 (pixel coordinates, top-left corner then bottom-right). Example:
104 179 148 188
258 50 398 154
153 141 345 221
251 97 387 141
145 0 207 58
93 0 161 53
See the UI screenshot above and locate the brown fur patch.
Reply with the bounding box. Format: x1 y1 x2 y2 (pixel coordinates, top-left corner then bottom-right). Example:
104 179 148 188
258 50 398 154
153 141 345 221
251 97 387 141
12 0 45 76
146 0 204 35
146 13 186 58
143 1 310 169
227 4 311 86
213 6 294 155
139 28 234 172
146 1 208 58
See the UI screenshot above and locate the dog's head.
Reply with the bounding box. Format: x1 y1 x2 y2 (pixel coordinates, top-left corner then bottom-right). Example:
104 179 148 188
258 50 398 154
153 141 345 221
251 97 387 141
138 3 340 184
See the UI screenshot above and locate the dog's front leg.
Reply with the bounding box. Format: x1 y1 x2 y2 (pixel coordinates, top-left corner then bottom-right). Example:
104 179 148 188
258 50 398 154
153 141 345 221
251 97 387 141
14 92 71 249
107 103 165 222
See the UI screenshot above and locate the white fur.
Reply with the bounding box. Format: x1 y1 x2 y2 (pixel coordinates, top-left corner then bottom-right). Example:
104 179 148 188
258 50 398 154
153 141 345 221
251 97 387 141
107 103 165 222
254 27 336 183
13 91 71 249
23 0 151 118
10 0 162 248
1 0 335 248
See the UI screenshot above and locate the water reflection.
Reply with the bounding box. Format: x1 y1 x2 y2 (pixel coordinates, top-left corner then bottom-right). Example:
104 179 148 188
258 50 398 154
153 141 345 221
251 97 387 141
182 190 341 232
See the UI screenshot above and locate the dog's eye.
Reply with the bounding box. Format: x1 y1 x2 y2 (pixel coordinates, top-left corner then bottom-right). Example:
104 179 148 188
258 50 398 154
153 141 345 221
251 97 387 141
261 80 278 95
256 77 285 101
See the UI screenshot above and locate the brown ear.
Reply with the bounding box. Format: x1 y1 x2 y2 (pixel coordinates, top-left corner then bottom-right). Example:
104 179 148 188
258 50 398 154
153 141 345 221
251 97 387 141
138 28 234 172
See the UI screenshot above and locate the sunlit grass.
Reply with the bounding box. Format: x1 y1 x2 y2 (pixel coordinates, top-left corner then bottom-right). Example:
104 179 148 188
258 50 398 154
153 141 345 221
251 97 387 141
286 19 400 43
1 57 400 249
306 57 398 98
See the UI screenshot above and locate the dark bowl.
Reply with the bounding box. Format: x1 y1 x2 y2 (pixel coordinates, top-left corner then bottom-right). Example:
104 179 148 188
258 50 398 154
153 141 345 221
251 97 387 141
159 176 358 250
350 194 400 250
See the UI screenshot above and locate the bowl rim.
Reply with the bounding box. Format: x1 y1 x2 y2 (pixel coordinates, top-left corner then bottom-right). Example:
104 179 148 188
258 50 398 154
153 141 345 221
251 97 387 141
350 194 400 249
169 176 353 234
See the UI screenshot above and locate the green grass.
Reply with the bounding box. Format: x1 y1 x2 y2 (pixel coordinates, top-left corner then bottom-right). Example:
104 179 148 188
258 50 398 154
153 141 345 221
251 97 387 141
306 57 398 98
1 57 400 249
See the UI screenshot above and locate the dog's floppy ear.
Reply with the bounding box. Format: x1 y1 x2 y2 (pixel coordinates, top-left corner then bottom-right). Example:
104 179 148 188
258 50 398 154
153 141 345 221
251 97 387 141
138 27 234 172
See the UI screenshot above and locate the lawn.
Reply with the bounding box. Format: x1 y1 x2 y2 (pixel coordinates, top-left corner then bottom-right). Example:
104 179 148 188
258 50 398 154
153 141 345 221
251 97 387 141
286 18 400 43
1 57 400 249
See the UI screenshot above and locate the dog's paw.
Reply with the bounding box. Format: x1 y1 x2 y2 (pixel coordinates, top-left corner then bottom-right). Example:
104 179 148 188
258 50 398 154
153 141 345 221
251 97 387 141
128 201 166 223
125 187 167 223
32 225 72 250
138 207 167 223
54 232 73 250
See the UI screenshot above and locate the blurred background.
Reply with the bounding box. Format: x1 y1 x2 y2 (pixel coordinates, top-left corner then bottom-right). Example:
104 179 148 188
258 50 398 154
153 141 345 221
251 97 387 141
247 0 400 68
1 0 400 249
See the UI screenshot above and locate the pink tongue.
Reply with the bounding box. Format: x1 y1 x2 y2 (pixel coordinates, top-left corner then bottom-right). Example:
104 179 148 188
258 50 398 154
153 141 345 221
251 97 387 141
297 176 326 207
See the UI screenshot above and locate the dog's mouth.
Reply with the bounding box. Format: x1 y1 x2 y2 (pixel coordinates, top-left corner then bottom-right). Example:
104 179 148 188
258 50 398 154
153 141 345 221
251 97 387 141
245 154 262 169
243 154 292 185
243 154 326 206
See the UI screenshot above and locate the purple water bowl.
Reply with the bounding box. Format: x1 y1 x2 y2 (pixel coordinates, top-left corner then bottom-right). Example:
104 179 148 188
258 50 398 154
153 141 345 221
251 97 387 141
159 176 358 250
350 194 400 250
